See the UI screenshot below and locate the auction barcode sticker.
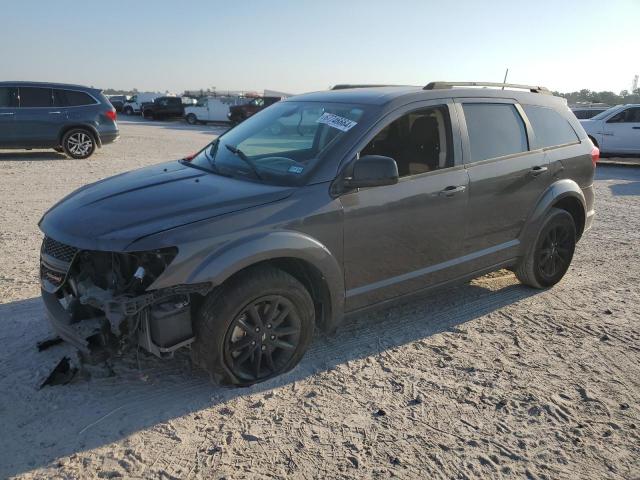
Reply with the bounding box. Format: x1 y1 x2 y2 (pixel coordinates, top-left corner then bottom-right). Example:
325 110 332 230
316 113 358 132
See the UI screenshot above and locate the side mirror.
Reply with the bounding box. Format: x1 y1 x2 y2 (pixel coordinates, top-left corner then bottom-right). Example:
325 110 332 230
345 155 399 189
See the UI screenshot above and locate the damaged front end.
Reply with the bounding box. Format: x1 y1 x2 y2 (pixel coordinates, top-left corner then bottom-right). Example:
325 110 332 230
40 236 210 368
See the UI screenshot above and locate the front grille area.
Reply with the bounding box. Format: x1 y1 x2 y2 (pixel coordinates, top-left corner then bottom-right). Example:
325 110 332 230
40 263 66 290
41 236 78 263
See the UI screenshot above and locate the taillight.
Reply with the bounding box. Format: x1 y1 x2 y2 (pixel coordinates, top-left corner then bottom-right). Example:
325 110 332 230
184 153 196 161
105 109 117 121
591 146 600 167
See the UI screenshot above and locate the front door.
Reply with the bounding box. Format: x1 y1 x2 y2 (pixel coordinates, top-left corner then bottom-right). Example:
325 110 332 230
601 106 640 154
456 99 551 268
0 86 18 146
341 101 469 311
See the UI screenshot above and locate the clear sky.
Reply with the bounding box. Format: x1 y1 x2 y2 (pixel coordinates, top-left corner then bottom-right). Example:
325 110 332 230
2 0 638 94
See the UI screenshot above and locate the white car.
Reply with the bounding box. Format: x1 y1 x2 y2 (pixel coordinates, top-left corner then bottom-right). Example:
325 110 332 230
580 104 640 155
185 97 248 124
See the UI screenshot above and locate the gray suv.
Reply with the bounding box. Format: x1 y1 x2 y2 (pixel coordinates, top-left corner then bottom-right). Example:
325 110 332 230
0 82 118 159
38 82 596 385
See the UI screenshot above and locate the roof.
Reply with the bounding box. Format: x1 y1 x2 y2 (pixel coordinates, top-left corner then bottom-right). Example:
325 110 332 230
0 81 99 91
286 85 565 108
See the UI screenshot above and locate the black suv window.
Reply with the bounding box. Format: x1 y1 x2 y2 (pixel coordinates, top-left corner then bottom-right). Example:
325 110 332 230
462 103 528 162
608 107 640 123
523 105 579 148
361 106 453 177
19 87 52 107
0 87 18 107
53 89 96 107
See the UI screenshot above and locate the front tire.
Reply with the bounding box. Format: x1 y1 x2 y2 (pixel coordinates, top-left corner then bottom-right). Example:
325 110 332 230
192 267 315 386
62 129 96 159
515 208 576 289
123 106 134 116
186 113 198 125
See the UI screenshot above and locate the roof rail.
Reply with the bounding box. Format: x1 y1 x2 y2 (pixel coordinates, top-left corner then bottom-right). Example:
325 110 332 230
331 84 405 90
423 81 551 95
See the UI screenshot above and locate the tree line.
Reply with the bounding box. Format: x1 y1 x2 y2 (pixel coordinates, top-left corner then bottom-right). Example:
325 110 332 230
553 88 640 106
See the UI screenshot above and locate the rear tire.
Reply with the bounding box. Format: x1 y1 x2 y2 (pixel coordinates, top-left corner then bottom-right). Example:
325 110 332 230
515 208 576 289
62 129 96 159
192 267 315 386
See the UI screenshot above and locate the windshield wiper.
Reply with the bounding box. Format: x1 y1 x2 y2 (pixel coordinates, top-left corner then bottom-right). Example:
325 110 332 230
225 144 263 181
207 139 220 171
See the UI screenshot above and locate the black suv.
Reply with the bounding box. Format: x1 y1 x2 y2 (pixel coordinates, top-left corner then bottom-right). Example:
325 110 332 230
141 96 185 120
38 82 596 385
0 82 119 159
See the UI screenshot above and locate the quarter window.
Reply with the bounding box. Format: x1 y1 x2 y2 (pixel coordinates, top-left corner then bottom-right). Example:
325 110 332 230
55 89 96 107
523 105 579 148
462 103 528 162
360 106 453 177
19 87 52 107
0 87 18 107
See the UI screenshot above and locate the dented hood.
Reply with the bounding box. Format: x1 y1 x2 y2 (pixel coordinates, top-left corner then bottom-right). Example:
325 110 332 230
39 160 295 251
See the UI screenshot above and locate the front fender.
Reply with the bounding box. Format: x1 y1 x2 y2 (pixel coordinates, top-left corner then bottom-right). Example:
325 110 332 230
185 231 345 325
520 179 586 254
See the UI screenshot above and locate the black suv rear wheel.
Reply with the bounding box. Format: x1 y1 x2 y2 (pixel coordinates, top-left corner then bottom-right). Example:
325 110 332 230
515 208 576 288
192 266 315 385
62 128 96 159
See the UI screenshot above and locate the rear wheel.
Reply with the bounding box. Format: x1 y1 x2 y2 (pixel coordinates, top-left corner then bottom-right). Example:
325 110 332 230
192 267 315 386
515 208 576 288
62 129 96 159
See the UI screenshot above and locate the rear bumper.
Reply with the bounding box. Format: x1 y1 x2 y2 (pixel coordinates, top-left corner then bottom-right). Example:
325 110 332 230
99 131 120 145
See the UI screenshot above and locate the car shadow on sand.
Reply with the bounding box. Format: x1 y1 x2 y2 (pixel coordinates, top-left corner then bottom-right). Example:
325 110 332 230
0 150 68 161
117 116 230 137
0 276 539 478
595 164 640 196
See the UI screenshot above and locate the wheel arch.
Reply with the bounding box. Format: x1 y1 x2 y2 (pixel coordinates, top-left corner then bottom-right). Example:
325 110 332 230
184 232 345 332
58 124 101 148
521 179 587 252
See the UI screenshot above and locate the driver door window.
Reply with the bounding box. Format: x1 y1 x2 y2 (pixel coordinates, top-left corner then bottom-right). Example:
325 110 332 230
361 106 453 177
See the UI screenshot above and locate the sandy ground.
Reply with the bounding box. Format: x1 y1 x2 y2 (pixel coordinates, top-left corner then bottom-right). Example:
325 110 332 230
0 118 639 479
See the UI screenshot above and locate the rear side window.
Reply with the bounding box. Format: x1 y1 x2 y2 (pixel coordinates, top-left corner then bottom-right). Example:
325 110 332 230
19 87 52 107
53 89 96 107
0 87 18 107
523 105 579 148
607 107 640 123
462 103 528 162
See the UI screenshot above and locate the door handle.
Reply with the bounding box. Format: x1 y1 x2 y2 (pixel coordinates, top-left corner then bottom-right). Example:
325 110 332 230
439 185 466 197
0 112 15 116
529 166 548 177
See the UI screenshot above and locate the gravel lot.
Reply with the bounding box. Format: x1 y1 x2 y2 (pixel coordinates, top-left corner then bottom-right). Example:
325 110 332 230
0 119 639 479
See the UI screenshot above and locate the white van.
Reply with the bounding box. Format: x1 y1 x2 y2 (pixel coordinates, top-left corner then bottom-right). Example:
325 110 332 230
184 96 249 124
122 93 162 115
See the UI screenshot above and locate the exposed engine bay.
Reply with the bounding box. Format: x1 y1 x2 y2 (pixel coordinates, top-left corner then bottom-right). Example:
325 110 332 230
39 236 210 385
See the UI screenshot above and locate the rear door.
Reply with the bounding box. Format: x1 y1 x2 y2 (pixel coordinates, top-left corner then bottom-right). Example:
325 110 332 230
15 87 60 146
601 106 640 154
456 99 551 269
0 86 18 146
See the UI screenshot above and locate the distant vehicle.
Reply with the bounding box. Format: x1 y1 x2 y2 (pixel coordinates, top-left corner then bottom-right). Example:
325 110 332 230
580 104 640 155
141 96 185 120
571 104 610 120
107 95 129 113
228 96 281 124
0 81 118 159
185 96 249 124
122 93 161 115
39 81 596 385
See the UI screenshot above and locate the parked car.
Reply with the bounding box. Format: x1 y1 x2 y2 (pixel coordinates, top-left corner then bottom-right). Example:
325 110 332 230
107 95 129 113
39 82 596 385
571 105 610 119
185 96 247 124
580 104 640 155
122 93 161 115
0 81 118 159
141 96 185 120
227 96 281 124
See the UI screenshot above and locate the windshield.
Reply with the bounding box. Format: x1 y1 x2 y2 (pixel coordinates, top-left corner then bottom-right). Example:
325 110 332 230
189 101 367 186
590 106 621 121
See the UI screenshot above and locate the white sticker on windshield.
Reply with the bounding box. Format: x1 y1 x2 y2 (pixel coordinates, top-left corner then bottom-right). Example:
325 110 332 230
316 112 358 132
